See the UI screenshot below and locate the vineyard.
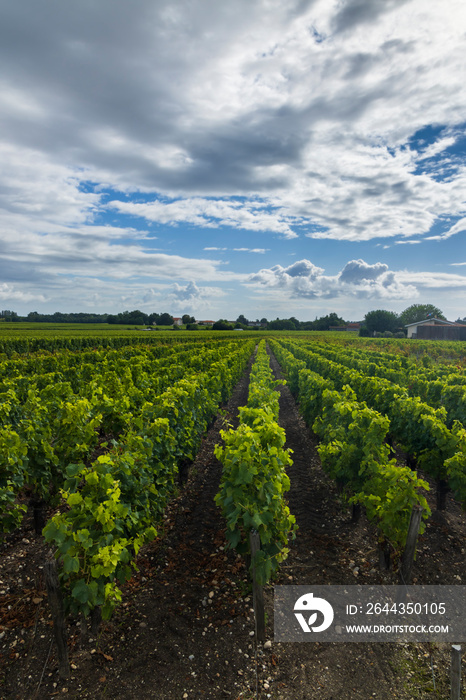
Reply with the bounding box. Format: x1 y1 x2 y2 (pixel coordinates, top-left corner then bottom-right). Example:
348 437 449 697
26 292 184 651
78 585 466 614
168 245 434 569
0 329 465 699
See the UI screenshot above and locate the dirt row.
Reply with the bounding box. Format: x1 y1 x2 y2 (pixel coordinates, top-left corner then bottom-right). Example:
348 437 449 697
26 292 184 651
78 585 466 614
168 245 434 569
1 347 465 699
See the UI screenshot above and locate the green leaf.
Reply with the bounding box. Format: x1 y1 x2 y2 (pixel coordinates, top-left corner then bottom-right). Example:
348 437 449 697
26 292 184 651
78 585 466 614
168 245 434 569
71 579 91 604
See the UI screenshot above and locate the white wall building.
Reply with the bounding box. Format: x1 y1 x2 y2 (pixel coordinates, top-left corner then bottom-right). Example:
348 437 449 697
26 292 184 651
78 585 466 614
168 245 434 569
405 317 456 339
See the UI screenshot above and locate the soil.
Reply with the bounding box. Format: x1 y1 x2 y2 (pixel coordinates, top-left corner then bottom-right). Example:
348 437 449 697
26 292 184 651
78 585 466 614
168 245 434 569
1 346 465 699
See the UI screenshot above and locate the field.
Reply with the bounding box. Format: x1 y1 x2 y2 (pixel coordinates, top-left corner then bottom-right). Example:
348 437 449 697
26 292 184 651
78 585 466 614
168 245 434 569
0 326 465 699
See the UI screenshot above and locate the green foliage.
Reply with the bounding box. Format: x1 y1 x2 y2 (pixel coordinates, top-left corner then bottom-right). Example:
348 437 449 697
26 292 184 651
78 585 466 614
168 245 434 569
267 318 299 331
313 387 393 490
0 427 27 531
444 422 466 509
364 309 399 334
399 304 445 326
273 335 465 503
44 458 157 618
300 312 346 331
39 337 255 619
215 341 296 585
212 319 234 330
272 338 432 552
215 411 296 584
351 464 431 550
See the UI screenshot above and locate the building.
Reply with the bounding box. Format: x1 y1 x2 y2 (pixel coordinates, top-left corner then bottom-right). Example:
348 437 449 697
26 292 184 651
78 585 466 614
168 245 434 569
405 317 466 340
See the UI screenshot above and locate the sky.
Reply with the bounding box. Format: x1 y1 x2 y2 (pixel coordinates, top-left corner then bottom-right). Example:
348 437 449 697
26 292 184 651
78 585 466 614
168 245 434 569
0 0 465 323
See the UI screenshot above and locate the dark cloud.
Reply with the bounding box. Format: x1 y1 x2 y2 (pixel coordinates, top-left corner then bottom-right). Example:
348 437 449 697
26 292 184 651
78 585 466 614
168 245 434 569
332 0 411 34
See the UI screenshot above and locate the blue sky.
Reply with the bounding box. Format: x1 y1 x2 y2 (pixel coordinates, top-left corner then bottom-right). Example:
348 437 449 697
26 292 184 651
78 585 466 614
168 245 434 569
0 0 465 322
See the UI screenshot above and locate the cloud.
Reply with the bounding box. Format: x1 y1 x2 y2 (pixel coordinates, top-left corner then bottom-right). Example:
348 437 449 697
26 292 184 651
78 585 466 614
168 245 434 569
168 281 204 302
331 0 411 35
0 0 465 245
108 198 299 238
396 270 466 289
0 283 47 304
247 258 418 300
417 136 457 161
204 246 268 253
395 240 421 245
165 281 225 310
236 248 268 253
338 259 388 283
425 217 466 241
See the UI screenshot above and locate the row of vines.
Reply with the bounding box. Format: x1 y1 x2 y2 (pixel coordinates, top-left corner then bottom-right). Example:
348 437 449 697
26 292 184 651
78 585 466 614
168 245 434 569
1 337 255 619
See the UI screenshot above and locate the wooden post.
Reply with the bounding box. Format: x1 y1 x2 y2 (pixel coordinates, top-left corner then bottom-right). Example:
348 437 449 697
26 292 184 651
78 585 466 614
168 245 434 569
450 645 462 700
351 503 361 524
249 530 266 643
399 505 423 585
378 538 391 571
44 555 70 679
90 606 102 636
436 479 449 511
32 497 47 536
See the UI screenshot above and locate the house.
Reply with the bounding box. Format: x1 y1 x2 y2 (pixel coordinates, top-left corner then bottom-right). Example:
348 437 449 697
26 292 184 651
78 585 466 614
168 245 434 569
346 322 362 331
405 317 466 339
172 317 183 326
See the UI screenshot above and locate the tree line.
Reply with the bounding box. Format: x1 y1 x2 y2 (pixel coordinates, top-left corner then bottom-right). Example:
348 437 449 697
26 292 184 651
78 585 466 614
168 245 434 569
1 303 460 333
359 304 447 336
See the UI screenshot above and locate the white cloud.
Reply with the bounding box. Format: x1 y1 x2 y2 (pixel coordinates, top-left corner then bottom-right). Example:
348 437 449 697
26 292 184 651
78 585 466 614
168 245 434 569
108 198 299 238
425 217 466 241
165 281 225 311
417 136 457 161
205 246 268 253
396 270 466 289
0 283 47 304
248 258 419 300
234 248 268 253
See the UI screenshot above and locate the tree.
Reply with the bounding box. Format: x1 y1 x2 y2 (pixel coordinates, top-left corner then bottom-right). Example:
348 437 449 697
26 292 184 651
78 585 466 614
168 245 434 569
268 318 297 331
107 310 149 325
399 304 446 326
1 310 18 322
158 312 174 326
182 314 195 324
236 314 248 325
311 312 346 331
212 319 233 330
364 310 399 334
